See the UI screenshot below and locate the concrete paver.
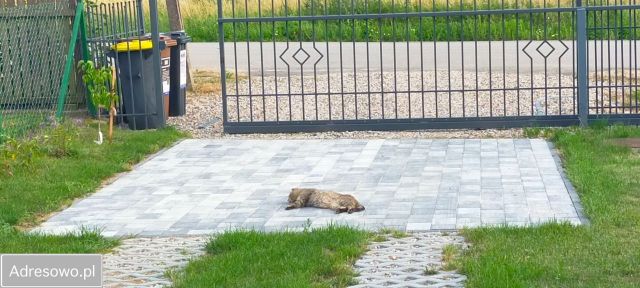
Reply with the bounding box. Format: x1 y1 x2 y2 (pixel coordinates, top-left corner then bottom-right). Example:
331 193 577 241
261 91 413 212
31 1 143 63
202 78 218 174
35 139 585 237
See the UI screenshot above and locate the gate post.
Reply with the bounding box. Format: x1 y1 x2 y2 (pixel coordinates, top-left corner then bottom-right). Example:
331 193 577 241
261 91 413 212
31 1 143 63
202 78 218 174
576 7 589 127
217 0 228 128
149 0 165 126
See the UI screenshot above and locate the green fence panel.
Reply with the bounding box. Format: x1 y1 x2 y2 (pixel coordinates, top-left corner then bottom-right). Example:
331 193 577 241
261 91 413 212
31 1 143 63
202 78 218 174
56 0 84 120
0 1 75 139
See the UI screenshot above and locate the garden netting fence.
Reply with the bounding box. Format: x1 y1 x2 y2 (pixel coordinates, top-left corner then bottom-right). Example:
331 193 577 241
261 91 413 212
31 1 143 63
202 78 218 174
0 0 85 140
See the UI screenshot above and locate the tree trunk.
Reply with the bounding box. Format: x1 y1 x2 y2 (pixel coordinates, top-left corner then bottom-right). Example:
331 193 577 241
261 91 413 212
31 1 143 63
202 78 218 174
108 106 115 144
165 0 192 90
165 0 182 31
109 67 117 144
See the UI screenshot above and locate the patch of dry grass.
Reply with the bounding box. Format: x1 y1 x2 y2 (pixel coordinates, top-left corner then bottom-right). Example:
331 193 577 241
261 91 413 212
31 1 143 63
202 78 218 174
189 70 245 95
191 70 222 94
442 243 462 271
592 70 640 113
600 90 640 113
378 227 409 238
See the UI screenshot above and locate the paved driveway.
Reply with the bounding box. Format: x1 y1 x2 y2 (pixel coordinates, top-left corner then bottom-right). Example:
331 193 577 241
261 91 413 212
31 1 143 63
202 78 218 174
36 139 585 237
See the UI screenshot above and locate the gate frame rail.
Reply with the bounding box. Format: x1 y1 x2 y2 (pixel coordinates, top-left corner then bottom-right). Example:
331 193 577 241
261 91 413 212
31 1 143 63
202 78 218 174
218 3 640 134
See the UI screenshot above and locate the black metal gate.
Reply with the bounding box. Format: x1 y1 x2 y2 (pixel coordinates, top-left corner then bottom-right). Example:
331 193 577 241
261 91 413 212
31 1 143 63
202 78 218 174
217 0 640 133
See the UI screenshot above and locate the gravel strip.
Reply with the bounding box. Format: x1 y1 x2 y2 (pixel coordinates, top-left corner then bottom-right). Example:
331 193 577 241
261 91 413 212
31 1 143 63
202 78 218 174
226 71 578 122
168 71 532 139
103 236 208 288
350 232 467 288
170 70 632 138
166 91 524 139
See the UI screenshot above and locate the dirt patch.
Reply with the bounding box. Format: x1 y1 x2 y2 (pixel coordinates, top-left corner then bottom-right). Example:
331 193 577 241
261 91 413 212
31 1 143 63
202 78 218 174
610 138 640 152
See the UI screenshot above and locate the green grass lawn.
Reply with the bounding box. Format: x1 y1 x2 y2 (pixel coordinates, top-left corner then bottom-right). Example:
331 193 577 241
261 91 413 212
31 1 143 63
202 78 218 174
171 226 370 288
0 111 48 140
148 0 638 42
0 225 118 254
0 122 185 253
461 125 640 287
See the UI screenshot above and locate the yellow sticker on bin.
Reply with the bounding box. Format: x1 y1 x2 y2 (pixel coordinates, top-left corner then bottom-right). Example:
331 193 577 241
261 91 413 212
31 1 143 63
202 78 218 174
112 39 153 52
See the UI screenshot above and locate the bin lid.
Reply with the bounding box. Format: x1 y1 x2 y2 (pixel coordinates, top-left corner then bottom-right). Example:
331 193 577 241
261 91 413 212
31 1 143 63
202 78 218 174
167 31 192 43
159 35 178 47
112 39 153 52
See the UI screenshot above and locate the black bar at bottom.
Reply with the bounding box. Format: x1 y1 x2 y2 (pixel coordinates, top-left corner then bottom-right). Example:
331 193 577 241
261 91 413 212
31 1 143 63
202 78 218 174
223 116 580 134
223 115 640 134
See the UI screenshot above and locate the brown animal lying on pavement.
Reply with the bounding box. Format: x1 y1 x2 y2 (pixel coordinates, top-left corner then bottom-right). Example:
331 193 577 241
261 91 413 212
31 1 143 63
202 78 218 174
285 188 365 214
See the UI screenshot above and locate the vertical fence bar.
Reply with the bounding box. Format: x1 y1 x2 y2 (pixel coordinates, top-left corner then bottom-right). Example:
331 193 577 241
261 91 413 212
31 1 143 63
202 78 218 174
136 0 144 35
148 0 164 125
56 0 84 119
577 7 589 127
79 9 97 116
217 0 228 126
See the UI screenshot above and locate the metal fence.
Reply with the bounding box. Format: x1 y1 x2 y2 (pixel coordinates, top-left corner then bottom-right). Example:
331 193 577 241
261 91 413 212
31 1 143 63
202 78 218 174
85 0 145 67
84 0 165 130
1 0 166 139
217 0 640 133
0 0 78 139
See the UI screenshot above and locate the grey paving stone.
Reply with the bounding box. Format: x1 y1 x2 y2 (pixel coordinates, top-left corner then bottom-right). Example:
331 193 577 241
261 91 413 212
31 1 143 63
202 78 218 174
457 207 482 218
34 139 585 236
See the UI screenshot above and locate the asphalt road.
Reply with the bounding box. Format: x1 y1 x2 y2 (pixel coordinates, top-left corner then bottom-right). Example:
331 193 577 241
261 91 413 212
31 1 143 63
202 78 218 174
188 41 634 75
